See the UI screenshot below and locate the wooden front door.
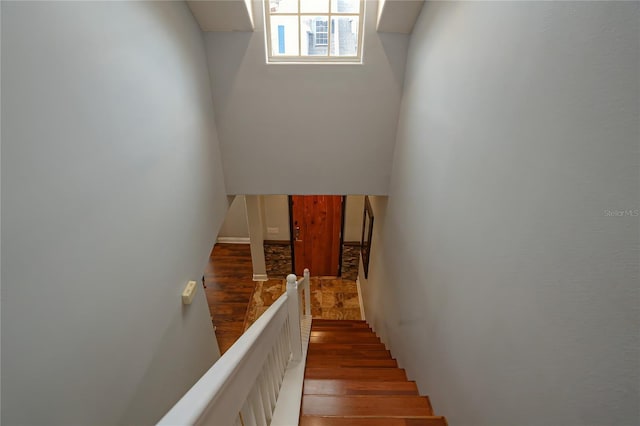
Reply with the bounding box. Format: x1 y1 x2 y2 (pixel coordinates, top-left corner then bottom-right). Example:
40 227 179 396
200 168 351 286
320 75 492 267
290 195 343 276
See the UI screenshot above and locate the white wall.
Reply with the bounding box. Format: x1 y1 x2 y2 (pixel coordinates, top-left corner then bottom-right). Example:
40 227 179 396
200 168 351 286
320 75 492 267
218 195 250 239
1 2 228 424
362 2 640 425
258 194 364 242
357 195 389 332
204 0 409 195
344 195 364 242
0 4 3 411
218 195 290 241
262 195 291 240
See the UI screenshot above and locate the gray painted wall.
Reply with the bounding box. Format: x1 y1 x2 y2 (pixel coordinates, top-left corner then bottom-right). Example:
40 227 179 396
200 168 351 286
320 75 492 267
361 2 640 425
1 2 228 424
262 195 291 241
204 0 409 195
218 195 250 239
344 195 364 242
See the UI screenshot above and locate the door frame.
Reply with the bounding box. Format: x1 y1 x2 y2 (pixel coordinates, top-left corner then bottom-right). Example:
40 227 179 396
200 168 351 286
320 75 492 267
288 195 346 276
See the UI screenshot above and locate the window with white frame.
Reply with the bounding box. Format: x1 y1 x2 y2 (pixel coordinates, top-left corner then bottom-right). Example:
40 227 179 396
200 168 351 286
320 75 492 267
265 0 364 62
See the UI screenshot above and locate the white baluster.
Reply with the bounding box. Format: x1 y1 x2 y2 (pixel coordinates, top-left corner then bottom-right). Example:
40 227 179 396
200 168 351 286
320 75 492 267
250 385 268 426
240 398 258 426
273 350 282 391
284 317 292 359
299 288 304 320
271 348 281 390
280 329 287 370
286 274 303 362
280 325 289 364
259 372 272 421
273 335 282 376
273 335 285 384
266 352 278 403
278 327 288 375
304 268 311 317
280 325 289 366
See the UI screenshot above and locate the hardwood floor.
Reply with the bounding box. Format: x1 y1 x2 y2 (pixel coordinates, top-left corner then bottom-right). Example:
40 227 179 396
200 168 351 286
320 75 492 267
203 243 256 354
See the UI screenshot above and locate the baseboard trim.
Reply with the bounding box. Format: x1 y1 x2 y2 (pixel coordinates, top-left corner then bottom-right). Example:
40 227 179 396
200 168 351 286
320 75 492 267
253 274 269 282
356 276 365 321
216 237 250 244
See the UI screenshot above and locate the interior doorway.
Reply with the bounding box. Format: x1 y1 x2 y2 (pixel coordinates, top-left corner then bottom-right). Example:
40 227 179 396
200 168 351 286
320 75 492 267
289 195 345 276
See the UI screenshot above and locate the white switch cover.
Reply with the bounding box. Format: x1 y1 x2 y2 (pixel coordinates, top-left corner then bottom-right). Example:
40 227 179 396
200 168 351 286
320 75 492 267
182 281 197 305
267 227 279 234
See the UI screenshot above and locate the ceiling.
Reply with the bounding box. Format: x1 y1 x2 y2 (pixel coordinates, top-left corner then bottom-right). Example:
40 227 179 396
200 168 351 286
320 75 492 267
187 0 424 34
187 0 254 32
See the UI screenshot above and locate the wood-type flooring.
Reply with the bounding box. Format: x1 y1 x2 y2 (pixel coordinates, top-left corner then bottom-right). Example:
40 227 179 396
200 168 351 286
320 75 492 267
203 244 255 354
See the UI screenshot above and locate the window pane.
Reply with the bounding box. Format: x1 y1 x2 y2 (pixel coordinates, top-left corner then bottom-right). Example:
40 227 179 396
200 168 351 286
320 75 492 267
269 0 297 13
331 0 359 13
330 16 358 56
270 16 299 56
300 16 328 56
300 0 329 13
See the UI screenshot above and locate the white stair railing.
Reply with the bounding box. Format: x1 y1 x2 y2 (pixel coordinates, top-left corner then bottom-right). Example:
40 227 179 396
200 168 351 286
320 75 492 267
157 269 311 426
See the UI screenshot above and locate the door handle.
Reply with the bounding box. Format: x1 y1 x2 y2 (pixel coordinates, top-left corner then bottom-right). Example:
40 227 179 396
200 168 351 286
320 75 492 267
295 226 301 241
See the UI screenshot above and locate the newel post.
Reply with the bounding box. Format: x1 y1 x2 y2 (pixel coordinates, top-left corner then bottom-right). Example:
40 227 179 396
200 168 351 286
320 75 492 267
286 274 303 362
303 268 311 317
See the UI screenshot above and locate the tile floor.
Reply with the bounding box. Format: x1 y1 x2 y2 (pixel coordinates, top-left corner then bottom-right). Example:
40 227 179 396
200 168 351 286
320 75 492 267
244 276 361 330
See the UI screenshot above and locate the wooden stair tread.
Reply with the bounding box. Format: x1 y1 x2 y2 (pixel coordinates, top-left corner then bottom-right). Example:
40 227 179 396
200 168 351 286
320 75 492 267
302 320 447 425
311 325 372 331
304 379 419 395
310 329 378 338
312 321 371 327
306 358 398 368
310 335 380 344
301 395 434 417
308 343 387 351
306 349 392 359
310 333 378 341
305 367 407 381
300 417 448 426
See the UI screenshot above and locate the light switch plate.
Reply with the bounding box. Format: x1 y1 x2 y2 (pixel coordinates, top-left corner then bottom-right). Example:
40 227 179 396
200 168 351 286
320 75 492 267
182 281 197 305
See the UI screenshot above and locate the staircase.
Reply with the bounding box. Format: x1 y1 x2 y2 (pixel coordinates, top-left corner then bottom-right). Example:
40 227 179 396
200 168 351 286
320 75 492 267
300 319 448 426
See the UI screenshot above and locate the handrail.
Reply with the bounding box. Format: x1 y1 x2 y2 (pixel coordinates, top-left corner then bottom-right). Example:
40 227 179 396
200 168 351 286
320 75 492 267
158 269 311 426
